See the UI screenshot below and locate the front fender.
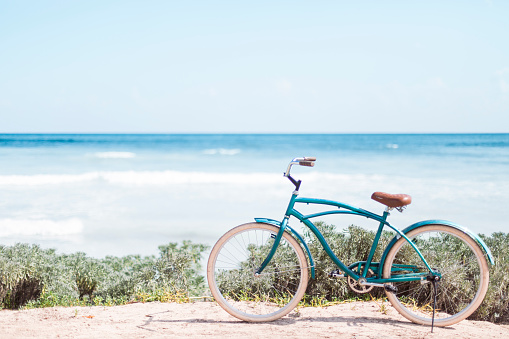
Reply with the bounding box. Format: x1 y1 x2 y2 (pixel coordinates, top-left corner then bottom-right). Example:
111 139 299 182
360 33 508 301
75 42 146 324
379 220 495 274
254 218 316 279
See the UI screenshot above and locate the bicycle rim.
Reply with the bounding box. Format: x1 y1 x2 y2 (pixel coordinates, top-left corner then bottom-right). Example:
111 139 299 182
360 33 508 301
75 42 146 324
207 223 309 322
383 224 489 327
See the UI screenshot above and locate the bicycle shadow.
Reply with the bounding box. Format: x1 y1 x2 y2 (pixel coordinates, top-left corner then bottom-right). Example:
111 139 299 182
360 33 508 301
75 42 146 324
137 309 458 334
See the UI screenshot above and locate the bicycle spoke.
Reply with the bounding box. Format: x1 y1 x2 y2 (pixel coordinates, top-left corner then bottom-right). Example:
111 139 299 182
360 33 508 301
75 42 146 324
208 223 308 321
384 225 488 326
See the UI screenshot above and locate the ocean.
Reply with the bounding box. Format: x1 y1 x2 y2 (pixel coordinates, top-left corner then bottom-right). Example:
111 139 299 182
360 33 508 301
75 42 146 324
1 134 508 258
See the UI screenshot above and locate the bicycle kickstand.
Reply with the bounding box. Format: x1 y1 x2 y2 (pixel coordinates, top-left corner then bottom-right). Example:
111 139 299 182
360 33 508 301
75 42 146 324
431 278 438 333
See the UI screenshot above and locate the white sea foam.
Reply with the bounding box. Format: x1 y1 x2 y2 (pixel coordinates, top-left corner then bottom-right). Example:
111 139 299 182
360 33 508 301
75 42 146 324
0 171 281 186
94 152 136 159
0 170 505 195
1 169 507 209
202 148 241 155
1 169 507 256
0 218 83 237
0 173 99 185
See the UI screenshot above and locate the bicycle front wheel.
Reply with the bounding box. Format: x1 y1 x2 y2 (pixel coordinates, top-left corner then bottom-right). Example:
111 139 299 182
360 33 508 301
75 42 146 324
207 223 309 322
383 224 489 327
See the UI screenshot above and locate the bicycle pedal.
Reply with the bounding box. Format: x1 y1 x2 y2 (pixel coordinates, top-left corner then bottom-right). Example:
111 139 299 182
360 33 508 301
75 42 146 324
384 284 398 293
328 269 345 278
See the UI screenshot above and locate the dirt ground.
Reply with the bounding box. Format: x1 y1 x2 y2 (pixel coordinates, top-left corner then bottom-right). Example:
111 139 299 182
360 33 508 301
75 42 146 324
1 301 508 338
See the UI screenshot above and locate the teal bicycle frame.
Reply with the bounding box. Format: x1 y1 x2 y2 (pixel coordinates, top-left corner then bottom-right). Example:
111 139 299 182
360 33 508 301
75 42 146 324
254 159 494 286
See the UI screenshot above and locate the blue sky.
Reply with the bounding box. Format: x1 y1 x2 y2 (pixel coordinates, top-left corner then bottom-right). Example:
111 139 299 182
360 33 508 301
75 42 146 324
1 1 508 133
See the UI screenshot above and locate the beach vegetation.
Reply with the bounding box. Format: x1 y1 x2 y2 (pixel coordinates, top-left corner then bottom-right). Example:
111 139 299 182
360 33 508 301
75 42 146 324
0 241 208 310
1 225 508 324
301 222 509 324
211 222 509 324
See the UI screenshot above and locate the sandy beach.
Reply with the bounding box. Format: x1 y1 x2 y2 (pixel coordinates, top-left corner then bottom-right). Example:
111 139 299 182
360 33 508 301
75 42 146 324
1 301 508 338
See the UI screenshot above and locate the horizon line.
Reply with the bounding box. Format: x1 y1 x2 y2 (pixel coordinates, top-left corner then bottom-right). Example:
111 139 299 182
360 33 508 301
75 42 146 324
1 132 508 135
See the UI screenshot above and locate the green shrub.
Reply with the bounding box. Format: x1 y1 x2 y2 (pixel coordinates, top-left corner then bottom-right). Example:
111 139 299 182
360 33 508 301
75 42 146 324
302 223 509 324
476 232 509 323
302 222 393 301
0 244 75 309
212 221 509 324
214 232 304 303
0 241 208 309
153 241 208 295
2 226 508 325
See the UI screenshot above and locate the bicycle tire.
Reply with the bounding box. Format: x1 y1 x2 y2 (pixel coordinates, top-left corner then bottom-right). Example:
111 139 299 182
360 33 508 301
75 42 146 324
382 224 489 327
207 223 309 322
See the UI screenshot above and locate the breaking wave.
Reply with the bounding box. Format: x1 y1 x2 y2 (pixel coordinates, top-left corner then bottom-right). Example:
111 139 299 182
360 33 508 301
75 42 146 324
202 148 241 155
93 152 136 159
0 171 280 186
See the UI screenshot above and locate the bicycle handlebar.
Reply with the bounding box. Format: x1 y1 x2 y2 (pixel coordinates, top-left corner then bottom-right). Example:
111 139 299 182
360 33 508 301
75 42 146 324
298 157 317 162
284 157 316 177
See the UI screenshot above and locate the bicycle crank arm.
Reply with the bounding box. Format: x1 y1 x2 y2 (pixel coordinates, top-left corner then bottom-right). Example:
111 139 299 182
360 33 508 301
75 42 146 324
359 281 385 288
358 281 399 293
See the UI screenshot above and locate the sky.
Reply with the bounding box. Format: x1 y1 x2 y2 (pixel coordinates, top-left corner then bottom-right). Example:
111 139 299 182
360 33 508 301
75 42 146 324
1 1 508 133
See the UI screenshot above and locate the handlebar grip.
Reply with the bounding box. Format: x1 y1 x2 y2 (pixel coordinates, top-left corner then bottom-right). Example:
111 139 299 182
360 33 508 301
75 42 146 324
299 161 315 167
303 157 316 161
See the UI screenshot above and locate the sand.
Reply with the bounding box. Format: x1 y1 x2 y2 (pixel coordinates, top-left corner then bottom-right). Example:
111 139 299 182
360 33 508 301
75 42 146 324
1 301 508 338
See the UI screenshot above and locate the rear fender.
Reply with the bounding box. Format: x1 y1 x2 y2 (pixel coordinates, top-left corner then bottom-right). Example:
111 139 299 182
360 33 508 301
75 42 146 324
254 218 316 279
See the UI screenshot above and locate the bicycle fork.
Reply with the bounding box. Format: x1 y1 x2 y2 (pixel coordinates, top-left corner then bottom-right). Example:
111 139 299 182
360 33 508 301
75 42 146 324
255 187 299 275
254 216 289 276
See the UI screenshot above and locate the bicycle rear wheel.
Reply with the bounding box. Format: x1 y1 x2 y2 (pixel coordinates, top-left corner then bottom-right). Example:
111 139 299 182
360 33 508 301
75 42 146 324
207 223 309 322
382 224 489 327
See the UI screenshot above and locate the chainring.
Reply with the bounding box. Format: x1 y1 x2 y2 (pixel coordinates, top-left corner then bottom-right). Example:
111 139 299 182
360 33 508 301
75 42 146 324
347 267 375 294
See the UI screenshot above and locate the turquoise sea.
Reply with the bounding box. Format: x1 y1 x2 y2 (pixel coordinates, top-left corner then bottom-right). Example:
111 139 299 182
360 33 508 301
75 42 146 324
1 134 508 258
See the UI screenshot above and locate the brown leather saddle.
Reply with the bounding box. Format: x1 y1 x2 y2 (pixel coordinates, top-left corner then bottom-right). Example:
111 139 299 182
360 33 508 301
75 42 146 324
371 191 412 209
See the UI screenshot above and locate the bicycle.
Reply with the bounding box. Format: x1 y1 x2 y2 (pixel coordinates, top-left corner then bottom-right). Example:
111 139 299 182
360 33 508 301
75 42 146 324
207 157 493 329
